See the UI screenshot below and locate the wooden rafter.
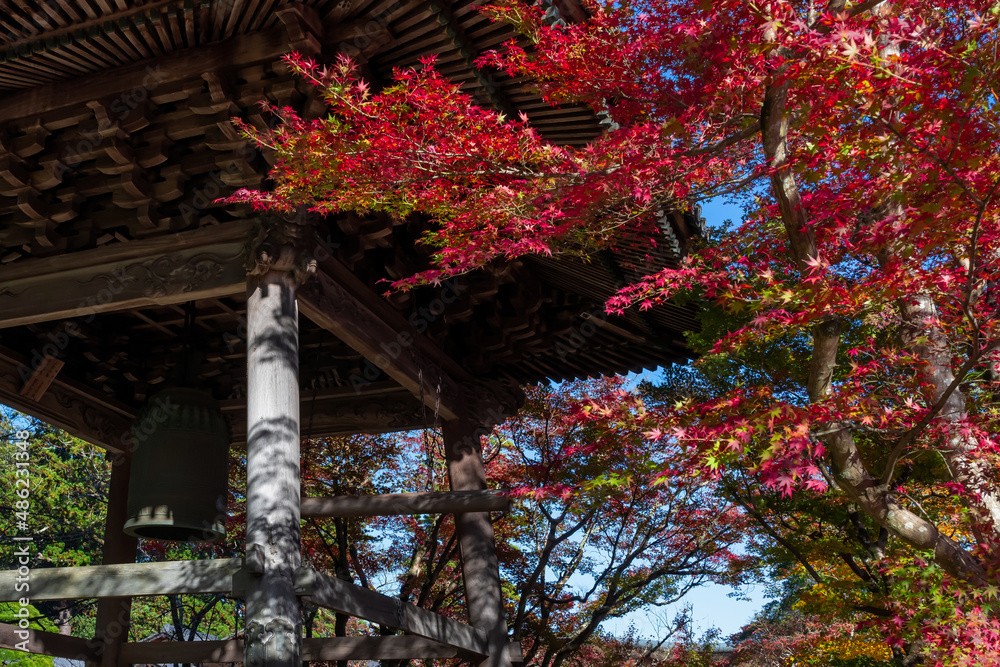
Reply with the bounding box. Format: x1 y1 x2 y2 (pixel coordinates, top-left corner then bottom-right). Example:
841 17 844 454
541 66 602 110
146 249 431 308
298 252 474 421
0 18 391 122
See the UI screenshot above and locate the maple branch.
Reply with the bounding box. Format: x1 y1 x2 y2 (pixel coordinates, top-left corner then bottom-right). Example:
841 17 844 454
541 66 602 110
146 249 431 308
756 25 991 583
874 116 986 208
878 347 996 487
512 502 598 638
549 519 598 600
419 521 458 609
687 169 765 204
761 76 818 271
348 542 371 591
962 179 1000 347
847 0 889 19
683 121 761 158
728 485 825 585
838 553 874 584
855 604 893 618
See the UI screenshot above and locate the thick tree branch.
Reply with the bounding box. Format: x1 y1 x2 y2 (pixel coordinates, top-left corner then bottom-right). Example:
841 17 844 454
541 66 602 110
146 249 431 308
760 62 988 584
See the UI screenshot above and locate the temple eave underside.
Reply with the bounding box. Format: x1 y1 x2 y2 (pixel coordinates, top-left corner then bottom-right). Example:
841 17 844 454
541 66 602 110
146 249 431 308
0 0 698 450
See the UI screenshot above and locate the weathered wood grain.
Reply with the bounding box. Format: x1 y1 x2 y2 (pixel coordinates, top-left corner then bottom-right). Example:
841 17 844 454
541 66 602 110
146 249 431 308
0 559 242 602
119 636 464 663
300 490 509 518
0 623 99 661
18 355 64 402
445 417 512 667
90 456 139 667
298 569 488 657
298 256 471 421
244 272 302 665
0 238 247 330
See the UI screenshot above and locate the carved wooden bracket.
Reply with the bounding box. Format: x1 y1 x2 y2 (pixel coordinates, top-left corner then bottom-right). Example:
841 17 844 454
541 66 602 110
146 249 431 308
277 3 324 56
245 209 319 284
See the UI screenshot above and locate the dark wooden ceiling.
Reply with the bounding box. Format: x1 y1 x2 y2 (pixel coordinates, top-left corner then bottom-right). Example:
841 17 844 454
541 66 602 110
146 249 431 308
0 0 701 434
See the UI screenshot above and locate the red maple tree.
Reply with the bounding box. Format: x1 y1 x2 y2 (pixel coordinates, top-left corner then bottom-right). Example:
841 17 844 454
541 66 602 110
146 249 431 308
230 1 1000 661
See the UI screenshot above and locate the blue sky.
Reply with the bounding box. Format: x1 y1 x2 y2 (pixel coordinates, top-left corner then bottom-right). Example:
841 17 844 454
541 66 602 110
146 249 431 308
609 195 768 643
604 577 767 642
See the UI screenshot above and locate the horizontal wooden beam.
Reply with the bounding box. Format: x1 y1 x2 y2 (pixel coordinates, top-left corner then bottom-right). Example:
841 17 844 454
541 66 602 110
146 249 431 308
119 636 465 663
116 636 524 663
301 490 510 518
298 255 474 422
0 628 522 664
0 558 242 602
0 345 133 453
2 626 523 663
0 222 252 330
298 569 488 657
0 623 99 661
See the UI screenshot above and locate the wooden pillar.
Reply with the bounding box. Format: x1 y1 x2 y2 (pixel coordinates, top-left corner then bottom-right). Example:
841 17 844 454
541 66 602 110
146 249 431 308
87 455 138 667
244 272 302 667
443 417 511 667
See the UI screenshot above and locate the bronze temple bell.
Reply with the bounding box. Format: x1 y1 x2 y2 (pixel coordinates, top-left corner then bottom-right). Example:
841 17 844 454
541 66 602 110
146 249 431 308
123 387 231 542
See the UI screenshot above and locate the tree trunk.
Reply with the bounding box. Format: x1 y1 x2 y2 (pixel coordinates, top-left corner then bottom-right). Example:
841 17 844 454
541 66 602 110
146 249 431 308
759 79 988 584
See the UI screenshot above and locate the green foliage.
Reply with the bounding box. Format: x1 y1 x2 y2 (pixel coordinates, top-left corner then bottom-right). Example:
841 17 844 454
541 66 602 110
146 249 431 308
0 650 53 666
0 602 59 666
0 418 109 569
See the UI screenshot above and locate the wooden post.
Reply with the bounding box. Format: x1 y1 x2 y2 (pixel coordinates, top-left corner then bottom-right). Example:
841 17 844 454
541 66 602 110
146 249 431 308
443 417 512 667
245 271 302 667
87 454 138 667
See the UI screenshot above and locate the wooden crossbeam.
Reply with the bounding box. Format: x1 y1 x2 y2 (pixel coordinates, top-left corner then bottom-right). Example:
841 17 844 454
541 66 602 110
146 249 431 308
0 345 133 453
301 490 510 518
2 626 524 663
1 350 424 453
119 636 463 663
0 221 251 330
0 623 99 661
297 569 489 657
298 254 474 421
0 559 242 602
0 628 523 663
